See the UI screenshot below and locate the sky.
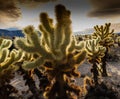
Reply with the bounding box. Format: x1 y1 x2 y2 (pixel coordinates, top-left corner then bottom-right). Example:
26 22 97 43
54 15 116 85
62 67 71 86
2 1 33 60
0 0 120 32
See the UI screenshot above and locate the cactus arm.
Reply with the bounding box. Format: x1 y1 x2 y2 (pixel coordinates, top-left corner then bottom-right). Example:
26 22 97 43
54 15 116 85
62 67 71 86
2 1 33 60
1 39 12 49
39 25 50 47
0 49 9 63
75 41 84 51
54 5 71 50
67 38 76 53
0 39 12 63
59 11 72 55
22 57 44 70
68 38 84 53
60 21 72 55
23 26 41 46
14 38 37 53
40 13 54 50
74 50 86 64
40 13 54 34
54 23 65 49
0 49 24 71
85 41 93 54
13 49 24 62
0 51 15 72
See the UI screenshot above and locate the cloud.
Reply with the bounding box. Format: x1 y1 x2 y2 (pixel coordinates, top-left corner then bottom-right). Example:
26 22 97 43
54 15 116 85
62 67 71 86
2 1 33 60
0 0 21 28
0 0 57 28
17 0 57 8
88 0 120 18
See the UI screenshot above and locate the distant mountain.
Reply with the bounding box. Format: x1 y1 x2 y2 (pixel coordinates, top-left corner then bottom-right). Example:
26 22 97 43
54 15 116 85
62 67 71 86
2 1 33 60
6 28 20 31
1 23 120 37
74 28 94 35
0 29 24 38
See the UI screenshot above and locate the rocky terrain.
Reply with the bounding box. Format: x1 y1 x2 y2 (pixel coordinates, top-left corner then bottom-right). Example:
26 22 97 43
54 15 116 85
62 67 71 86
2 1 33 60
9 60 119 99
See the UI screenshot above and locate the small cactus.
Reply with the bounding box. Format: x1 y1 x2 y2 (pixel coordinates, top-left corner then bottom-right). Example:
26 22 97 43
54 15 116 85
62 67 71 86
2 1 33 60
85 38 106 85
92 23 114 76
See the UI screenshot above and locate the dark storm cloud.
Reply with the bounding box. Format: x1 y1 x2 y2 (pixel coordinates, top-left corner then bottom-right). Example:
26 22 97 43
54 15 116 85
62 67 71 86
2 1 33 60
18 0 56 3
0 0 57 26
64 0 89 11
18 0 57 7
0 0 21 24
88 0 120 18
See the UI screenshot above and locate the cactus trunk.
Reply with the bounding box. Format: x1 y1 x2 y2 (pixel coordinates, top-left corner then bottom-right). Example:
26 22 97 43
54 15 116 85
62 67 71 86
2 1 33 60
91 63 99 85
56 73 67 98
47 72 68 99
101 48 108 77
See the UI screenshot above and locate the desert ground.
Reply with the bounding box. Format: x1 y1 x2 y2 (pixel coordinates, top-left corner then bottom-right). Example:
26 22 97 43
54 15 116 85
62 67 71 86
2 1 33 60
10 60 120 99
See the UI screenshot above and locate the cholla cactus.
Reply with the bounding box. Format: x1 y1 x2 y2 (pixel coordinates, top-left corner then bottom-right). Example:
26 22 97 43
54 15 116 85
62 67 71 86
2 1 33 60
92 23 114 47
85 38 106 85
0 38 23 98
0 38 23 84
15 4 86 99
92 23 114 76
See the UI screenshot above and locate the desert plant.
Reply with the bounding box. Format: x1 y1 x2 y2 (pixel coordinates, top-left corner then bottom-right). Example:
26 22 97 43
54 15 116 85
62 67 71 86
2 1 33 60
0 38 23 98
92 23 114 76
85 38 106 85
14 4 86 99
